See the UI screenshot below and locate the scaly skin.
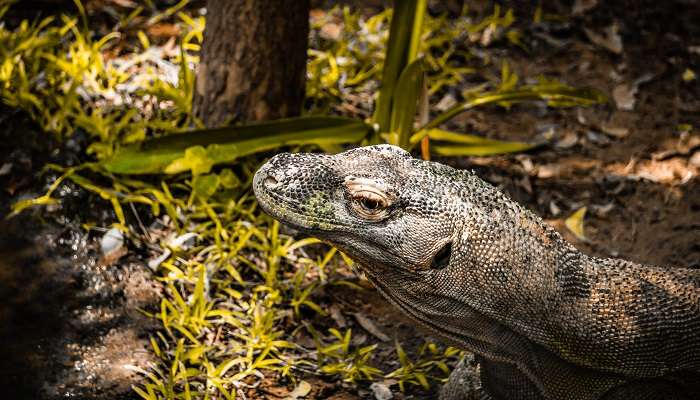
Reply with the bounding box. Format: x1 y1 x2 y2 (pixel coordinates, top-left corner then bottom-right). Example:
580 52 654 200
253 145 700 399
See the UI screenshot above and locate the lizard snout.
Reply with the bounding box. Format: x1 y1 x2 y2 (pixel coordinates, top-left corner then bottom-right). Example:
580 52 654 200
253 163 282 195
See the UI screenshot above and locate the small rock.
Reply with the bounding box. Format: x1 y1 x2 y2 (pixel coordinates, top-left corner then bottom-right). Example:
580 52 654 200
0 162 12 176
370 382 393 400
613 83 637 111
101 227 124 256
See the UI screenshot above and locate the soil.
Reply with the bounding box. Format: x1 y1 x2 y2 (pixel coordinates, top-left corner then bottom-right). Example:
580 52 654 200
1 0 699 399
0 108 159 399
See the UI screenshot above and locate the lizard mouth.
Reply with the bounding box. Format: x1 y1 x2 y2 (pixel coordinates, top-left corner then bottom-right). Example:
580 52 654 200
255 189 330 232
253 168 346 234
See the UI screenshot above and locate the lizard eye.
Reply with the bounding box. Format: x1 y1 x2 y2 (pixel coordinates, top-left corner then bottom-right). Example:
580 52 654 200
360 197 382 211
351 192 389 219
344 176 394 221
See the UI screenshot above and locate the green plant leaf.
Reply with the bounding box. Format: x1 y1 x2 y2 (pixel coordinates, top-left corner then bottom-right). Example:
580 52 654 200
389 58 424 149
407 0 427 62
412 86 607 145
219 169 241 189
191 173 220 201
165 145 214 175
101 116 373 174
373 0 427 137
418 129 537 156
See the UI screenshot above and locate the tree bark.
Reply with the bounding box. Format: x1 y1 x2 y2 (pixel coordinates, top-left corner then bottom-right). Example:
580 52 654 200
193 0 310 127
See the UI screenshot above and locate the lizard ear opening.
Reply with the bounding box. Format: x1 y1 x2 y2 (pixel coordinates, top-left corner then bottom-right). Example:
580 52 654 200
430 241 452 270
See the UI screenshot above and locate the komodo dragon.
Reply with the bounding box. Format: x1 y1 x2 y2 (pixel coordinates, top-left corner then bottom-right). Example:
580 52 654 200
253 144 700 400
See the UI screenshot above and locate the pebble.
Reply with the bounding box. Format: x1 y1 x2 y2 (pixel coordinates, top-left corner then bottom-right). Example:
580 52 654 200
370 382 393 400
100 227 124 256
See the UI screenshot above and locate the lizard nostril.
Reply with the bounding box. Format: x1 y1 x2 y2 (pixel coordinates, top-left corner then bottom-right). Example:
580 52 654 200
264 175 279 189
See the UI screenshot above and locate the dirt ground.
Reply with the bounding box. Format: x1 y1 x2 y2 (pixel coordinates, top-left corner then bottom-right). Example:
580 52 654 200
0 107 157 398
0 0 699 399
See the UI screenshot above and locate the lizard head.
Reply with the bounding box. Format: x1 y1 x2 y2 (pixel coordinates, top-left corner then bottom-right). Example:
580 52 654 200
253 145 462 276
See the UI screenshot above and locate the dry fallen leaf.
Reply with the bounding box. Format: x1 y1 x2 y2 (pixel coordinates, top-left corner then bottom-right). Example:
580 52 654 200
147 23 181 39
689 152 700 168
573 0 598 15
320 23 341 40
584 24 623 54
353 313 390 342
555 131 579 149
329 304 347 328
284 380 312 400
537 164 559 179
586 130 611 146
565 207 587 241
601 123 630 138
632 159 693 183
612 83 637 111
549 201 561 217
435 93 457 112
109 0 138 7
683 68 697 82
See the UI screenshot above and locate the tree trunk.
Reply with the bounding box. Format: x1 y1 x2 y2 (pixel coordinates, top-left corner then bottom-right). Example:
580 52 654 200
193 0 310 127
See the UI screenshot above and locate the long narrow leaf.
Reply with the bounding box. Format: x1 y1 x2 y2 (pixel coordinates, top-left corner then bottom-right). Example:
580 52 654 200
389 59 424 149
102 116 372 174
407 0 428 62
411 86 606 145
419 128 537 156
373 0 427 137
